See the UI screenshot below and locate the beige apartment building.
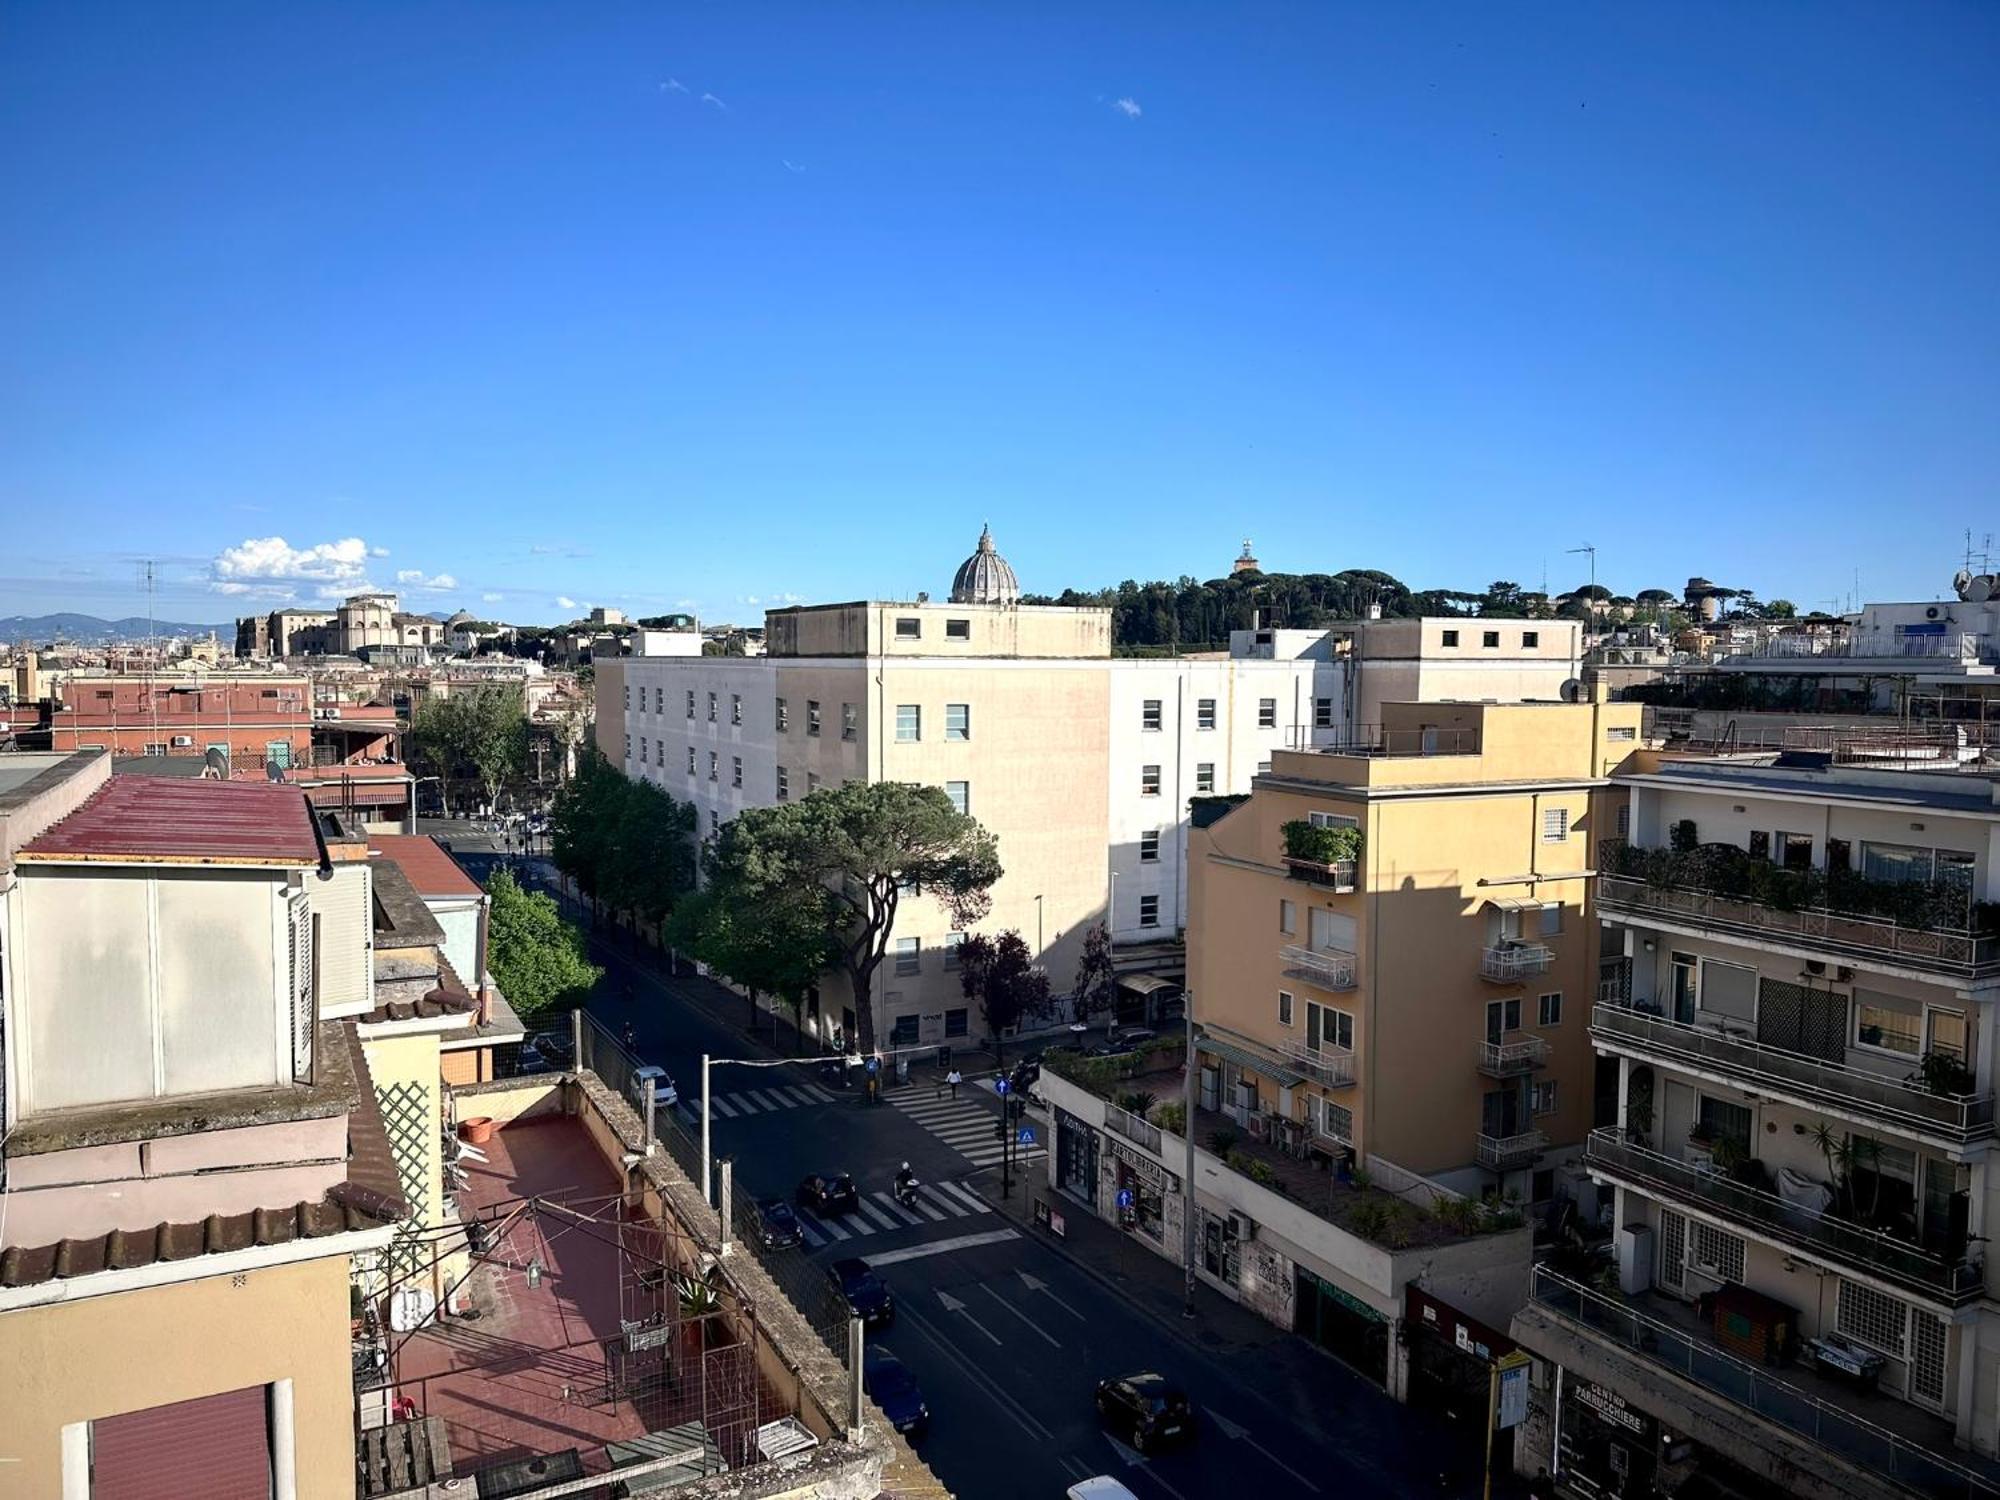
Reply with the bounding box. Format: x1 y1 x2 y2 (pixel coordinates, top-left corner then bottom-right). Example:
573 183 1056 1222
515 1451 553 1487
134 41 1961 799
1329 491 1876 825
1186 695 1644 1198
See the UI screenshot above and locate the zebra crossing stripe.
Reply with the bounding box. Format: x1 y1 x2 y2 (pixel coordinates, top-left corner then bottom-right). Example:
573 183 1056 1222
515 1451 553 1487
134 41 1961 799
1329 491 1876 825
773 1085 812 1107
746 1088 781 1110
868 1191 925 1228
802 1083 836 1103
709 1097 739 1119
796 1219 827 1249
936 1181 989 1213
800 1209 850 1242
852 1198 901 1233
915 1184 966 1219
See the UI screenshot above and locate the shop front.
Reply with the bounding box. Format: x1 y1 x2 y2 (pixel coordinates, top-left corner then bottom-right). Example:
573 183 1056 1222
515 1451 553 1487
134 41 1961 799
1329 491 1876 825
1055 1107 1099 1204
1406 1285 1518 1443
1103 1135 1176 1244
1293 1266 1389 1387
1557 1373 1661 1499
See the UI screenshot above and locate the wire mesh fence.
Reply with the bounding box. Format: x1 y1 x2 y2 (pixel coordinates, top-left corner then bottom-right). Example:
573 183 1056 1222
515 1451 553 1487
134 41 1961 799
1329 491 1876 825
722 1167 855 1366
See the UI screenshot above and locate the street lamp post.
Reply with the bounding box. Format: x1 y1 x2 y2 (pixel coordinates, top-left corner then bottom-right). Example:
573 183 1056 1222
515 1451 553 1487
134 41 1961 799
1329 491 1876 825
1182 1012 1199 1320
701 1050 857 1204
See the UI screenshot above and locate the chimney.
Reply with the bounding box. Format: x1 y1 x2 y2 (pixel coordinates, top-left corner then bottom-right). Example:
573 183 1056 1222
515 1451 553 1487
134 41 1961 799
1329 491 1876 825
1366 603 1383 621
477 979 495 1026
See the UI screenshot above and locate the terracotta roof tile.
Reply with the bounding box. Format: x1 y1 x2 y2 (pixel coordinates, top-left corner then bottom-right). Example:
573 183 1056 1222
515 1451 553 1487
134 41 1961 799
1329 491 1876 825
18 777 319 866
368 835 483 899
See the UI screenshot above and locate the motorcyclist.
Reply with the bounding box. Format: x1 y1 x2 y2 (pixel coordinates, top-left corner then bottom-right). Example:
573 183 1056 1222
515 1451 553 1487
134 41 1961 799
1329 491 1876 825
895 1161 918 1200
621 1021 636 1050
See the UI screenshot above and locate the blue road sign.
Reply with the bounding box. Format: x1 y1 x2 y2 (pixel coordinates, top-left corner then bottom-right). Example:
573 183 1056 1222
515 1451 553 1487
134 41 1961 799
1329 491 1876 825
1017 1126 1036 1145
994 1078 1011 1095
865 1056 880 1075
1116 1188 1135 1211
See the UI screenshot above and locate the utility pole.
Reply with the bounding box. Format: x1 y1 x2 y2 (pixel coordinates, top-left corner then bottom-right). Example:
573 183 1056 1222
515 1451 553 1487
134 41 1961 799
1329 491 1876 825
1181 1014 1198 1319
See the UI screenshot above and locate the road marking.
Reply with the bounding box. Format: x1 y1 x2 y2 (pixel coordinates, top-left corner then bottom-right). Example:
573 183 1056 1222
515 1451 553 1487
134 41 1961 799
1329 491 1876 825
805 1211 851 1242
709 1097 739 1119
852 1198 900 1233
936 1288 1003 1346
936 1180 988 1213
913 1184 961 1219
1017 1269 1087 1321
745 1088 781 1110
1059 1456 1097 1484
802 1083 835 1103
862 1228 1021 1267
868 1191 924 1227
1206 1412 1322 1492
796 1220 826 1250
1101 1437 1189 1500
901 1306 1052 1442
980 1283 1061 1348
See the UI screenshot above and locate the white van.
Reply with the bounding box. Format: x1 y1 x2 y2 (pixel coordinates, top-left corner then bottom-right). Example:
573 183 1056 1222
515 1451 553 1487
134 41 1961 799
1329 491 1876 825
1066 1480 1141 1500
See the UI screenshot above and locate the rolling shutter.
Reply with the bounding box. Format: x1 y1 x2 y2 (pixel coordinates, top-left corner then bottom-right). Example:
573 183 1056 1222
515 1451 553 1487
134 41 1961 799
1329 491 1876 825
91 1385 272 1500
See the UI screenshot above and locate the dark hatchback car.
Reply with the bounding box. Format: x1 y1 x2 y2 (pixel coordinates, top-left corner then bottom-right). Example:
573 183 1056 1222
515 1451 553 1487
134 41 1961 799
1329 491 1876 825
831 1257 895 1327
1094 1373 1196 1454
864 1345 929 1439
796 1172 861 1214
756 1199 804 1250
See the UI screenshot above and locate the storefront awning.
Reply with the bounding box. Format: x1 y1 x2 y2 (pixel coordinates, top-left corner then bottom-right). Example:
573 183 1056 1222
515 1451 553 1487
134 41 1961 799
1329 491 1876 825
1118 973 1180 997
1198 1034 1306 1088
1483 895 1547 914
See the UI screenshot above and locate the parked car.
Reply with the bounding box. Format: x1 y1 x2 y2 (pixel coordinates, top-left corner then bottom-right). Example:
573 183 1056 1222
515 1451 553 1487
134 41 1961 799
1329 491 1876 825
628 1064 677 1109
755 1199 804 1251
1109 1026 1156 1050
863 1345 928 1437
832 1258 895 1327
1066 1481 1141 1500
796 1172 861 1215
1093 1373 1195 1454
515 1040 552 1074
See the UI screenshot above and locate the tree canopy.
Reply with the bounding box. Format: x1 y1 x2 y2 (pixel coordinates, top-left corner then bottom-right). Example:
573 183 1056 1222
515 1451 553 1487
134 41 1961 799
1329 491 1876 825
484 868 601 1016
408 686 527 813
956 930 1050 1059
668 878 840 1044
548 751 697 927
708 781 1001 1055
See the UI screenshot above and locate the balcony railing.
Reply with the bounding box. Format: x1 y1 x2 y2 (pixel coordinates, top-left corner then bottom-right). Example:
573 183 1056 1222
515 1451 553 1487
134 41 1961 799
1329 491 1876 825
1477 1036 1550 1077
1281 944 1358 992
1283 1041 1357 1089
1282 856 1357 891
1104 1102 1163 1154
1527 1267 2000 1500
1591 1003 1994 1141
1476 1129 1546 1169
1596 840 2000 979
1583 1128 1982 1304
1480 943 1553 982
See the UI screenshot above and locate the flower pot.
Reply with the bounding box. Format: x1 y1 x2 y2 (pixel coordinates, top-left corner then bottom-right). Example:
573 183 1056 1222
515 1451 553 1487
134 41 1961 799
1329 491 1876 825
459 1116 497 1145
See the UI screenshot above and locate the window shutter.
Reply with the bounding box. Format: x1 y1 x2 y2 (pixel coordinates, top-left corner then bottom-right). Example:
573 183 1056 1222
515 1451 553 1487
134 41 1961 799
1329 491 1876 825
90 1386 273 1500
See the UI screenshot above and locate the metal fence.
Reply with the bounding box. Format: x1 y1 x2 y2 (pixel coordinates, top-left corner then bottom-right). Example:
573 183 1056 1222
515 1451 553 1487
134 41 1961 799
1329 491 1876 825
720 1166 857 1368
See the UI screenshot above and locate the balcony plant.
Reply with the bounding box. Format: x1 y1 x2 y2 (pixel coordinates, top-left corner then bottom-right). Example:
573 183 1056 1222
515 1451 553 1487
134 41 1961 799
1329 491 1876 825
1117 1089 1159 1118
1152 1101 1186 1135
1915 1050 1976 1099
1281 819 1363 868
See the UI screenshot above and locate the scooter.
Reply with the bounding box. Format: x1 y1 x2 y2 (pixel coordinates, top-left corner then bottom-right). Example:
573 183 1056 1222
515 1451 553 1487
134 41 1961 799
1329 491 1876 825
895 1177 921 1210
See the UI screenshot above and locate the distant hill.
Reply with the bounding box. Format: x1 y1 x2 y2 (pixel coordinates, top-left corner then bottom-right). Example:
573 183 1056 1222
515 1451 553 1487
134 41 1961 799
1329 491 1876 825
0 613 233 645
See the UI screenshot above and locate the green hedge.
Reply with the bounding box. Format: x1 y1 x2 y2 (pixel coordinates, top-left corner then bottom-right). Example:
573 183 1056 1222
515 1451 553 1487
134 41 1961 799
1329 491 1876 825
1281 819 1363 865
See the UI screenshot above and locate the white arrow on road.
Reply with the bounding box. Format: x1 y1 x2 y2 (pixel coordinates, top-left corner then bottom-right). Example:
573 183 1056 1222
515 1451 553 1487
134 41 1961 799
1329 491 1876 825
1102 1435 1191 1500
936 1289 1003 1347
1017 1269 1086 1321
980 1284 1061 1348
1207 1410 1322 1493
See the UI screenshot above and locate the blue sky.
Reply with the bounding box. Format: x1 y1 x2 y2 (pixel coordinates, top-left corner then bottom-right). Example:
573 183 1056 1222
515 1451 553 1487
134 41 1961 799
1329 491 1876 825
3 3 1995 625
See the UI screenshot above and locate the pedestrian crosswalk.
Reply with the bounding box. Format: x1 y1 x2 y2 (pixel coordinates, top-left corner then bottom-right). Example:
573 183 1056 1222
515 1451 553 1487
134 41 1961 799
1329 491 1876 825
888 1090 1048 1170
792 1179 992 1250
706 1082 837 1118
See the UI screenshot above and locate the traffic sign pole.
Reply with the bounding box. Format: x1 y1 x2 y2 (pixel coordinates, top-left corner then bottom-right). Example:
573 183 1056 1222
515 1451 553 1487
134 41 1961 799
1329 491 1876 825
996 1077 1012 1198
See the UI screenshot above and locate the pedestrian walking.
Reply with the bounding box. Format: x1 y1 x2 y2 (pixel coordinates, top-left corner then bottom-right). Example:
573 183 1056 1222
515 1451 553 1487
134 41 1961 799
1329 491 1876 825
947 1068 963 1098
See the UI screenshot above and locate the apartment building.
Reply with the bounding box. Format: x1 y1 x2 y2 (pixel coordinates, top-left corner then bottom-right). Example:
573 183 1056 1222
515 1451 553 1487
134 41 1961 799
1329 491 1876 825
1325 615 1584 731
1510 743 2000 1500
33 671 312 766
0 758 405 1500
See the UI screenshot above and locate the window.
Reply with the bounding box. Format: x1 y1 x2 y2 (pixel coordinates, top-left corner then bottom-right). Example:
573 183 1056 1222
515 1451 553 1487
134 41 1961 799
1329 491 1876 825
1856 993 1923 1056
686 746 696 776
1308 809 1358 830
894 937 920 975
1687 1217 1747 1284
945 1007 969 1037
708 750 719 781
1278 991 1295 1027
1929 1008 1970 1061
1482 630 1500 648
896 704 921 742
842 702 857 740
776 766 790 801
946 703 970 741
1542 807 1569 843
946 780 969 815
1141 699 1163 732
1606 725 1635 742
808 771 821 792
1538 904 1563 937
1258 698 1277 728
654 686 664 715
1837 1278 1911 1359
1487 997 1522 1036
1308 907 1356 953
732 755 743 787
776 697 789 732
1441 630 1460 648
895 616 922 639
624 684 631 710
731 693 742 725
1314 698 1333 728
889 1014 921 1046
1522 631 1539 648
687 689 696 719
1306 1001 1353 1052
807 700 822 736
1538 992 1563 1026
708 690 717 722
1699 958 1757 1023
1779 832 1813 870
1697 1095 1753 1153
946 618 971 640
1197 698 1216 730
1139 894 1160 927
1195 763 1215 794
709 809 719 834
639 736 649 763
1279 899 1296 936
943 932 964 971
1531 1081 1558 1116
1139 828 1160 862
1140 765 1161 796
1616 802 1631 839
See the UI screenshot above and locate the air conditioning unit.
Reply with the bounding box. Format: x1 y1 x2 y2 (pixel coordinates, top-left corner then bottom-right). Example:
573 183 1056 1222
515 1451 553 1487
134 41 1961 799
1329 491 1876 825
1229 1211 1258 1242
170 735 194 748
1836 966 1854 983
1804 960 1826 976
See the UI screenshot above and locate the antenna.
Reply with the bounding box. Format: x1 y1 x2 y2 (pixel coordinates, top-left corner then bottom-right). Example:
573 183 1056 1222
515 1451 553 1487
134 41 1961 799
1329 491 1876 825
141 559 161 753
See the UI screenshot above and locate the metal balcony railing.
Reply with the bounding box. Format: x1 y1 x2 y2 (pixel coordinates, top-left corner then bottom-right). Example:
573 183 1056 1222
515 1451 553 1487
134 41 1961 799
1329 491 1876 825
1283 1042 1357 1089
1477 1036 1550 1077
1103 1103 1162 1154
1480 943 1553 982
1582 1128 1982 1303
1475 1129 1546 1169
1282 856 1357 891
1281 944 1358 991
1590 1003 1993 1141
1527 1267 2000 1500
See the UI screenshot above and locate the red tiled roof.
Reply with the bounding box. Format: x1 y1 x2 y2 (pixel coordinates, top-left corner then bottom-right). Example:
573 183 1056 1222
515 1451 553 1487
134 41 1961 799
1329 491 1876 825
370 835 483 899
18 777 319 866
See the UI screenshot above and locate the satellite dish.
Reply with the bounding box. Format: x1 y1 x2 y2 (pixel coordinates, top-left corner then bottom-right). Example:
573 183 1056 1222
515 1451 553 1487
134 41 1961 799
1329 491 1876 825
1560 678 1583 703
1969 575 1996 604
1954 569 1974 600
203 746 229 779
265 759 287 782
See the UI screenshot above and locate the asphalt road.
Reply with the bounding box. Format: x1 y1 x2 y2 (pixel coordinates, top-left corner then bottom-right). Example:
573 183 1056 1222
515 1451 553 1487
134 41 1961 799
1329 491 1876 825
439 839 1498 1500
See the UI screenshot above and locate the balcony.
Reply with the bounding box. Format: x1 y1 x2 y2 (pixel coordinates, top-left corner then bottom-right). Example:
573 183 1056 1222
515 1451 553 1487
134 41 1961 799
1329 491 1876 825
1283 856 1357 891
1103 1101 1163 1154
1477 1035 1550 1078
1475 1129 1546 1170
1282 1041 1357 1090
1583 1127 1982 1305
1596 839 2000 980
1523 1267 2000 1500
1281 943 1358 992
1479 942 1552 983
1591 1003 1994 1142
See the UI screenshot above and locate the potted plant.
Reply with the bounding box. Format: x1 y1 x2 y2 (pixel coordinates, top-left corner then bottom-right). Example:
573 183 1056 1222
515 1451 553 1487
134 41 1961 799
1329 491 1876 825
1916 1050 1976 1098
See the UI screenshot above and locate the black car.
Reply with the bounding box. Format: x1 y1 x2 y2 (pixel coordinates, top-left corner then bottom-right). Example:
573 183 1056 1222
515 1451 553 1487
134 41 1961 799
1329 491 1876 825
797 1173 861 1214
831 1257 895 1326
864 1345 929 1439
756 1199 804 1250
1094 1373 1195 1454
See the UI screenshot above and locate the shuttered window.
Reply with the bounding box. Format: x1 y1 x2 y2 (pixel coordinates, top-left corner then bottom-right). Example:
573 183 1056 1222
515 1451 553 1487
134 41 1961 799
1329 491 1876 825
91 1385 272 1500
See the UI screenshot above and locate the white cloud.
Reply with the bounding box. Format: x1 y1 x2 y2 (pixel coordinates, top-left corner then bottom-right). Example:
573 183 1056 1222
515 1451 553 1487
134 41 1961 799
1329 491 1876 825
1113 97 1142 118
482 591 505 603
370 545 391 557
783 159 806 174
701 92 727 110
395 568 459 591
661 77 689 94
555 596 579 612
210 535 374 598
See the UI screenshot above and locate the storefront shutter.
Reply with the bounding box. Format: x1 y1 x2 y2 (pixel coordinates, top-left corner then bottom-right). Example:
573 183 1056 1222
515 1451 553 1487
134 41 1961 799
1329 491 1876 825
91 1384 272 1500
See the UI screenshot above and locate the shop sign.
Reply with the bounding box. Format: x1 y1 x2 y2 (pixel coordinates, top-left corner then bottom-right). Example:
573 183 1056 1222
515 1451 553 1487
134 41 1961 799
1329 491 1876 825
1104 1134 1180 1192
1407 1284 1514 1363
1310 1271 1383 1323
1571 1379 1646 1436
